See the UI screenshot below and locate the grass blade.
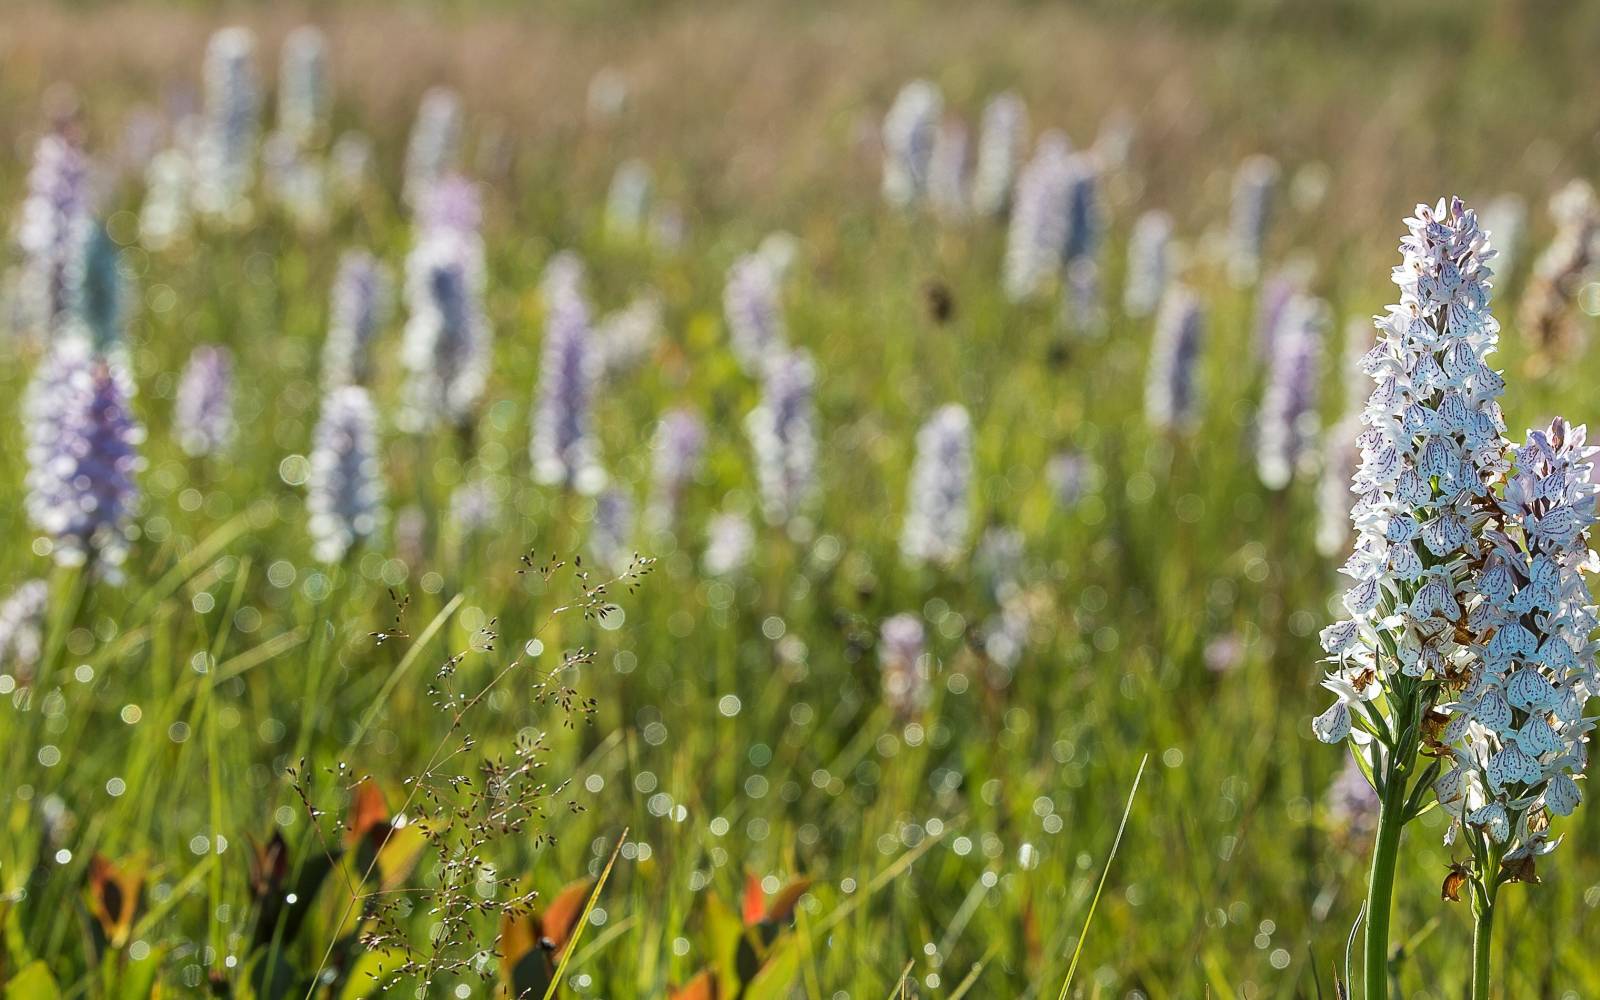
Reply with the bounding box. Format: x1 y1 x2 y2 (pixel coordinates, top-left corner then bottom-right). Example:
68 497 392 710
1055 753 1149 1000
541 827 629 1000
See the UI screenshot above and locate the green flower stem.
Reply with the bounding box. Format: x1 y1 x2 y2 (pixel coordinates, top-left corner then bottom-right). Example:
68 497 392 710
1471 849 1503 1000
1364 762 1409 1000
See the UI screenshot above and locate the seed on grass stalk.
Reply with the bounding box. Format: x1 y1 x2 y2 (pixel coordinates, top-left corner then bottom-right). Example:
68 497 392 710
900 404 974 570
173 344 236 458
306 385 385 563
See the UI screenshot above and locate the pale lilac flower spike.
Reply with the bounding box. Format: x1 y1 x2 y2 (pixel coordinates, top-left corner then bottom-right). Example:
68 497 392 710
1123 210 1172 319
306 385 386 563
588 487 636 575
401 176 489 432
1316 197 1510 752
647 408 706 533
971 92 1028 219
322 250 392 388
1256 294 1327 489
0 580 49 683
746 350 817 526
1003 132 1071 302
531 264 604 494
25 351 144 577
16 128 91 335
881 79 942 208
1144 286 1206 432
194 27 261 224
1227 154 1279 286
1435 418 1599 862
174 344 236 458
879 613 930 720
900 404 974 569
403 87 463 208
723 253 786 377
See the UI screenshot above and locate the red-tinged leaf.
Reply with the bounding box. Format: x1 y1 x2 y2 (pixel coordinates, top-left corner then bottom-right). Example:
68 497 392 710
540 878 596 957
669 968 719 1000
499 908 554 998
346 780 390 849
1021 890 1041 966
742 872 765 926
761 878 812 925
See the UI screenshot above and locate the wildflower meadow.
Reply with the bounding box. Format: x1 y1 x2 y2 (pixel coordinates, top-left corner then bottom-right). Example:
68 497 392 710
10 2 1600 997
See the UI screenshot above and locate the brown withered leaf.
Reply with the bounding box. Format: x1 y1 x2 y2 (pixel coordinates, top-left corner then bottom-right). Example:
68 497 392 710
1441 863 1469 902
86 854 142 947
762 878 813 925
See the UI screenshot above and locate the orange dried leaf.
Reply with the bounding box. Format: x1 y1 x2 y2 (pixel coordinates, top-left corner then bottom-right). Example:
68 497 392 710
741 872 765 926
669 968 720 1000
